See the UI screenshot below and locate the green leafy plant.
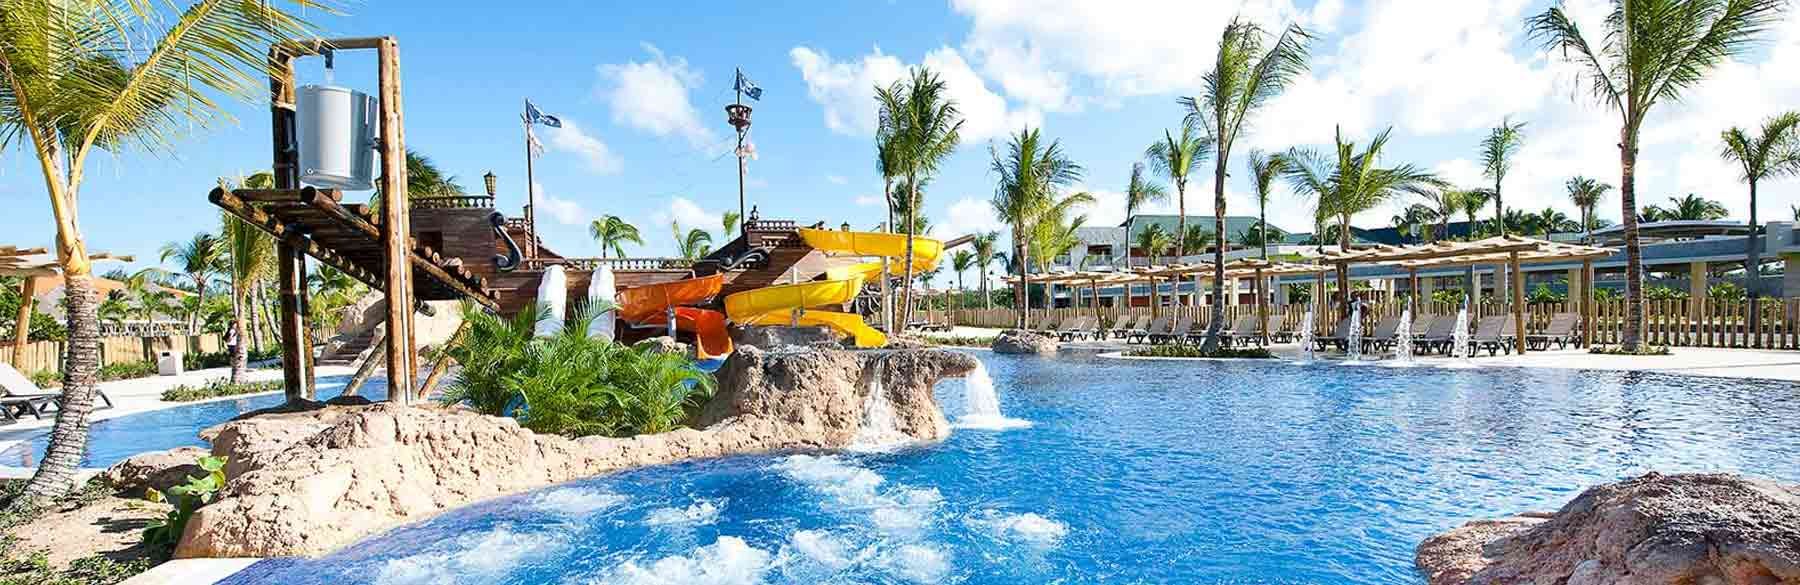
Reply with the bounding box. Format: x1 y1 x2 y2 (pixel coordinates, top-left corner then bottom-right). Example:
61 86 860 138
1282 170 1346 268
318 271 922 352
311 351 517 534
1593 287 1620 301
1528 282 1566 305
141 456 228 552
1707 281 1746 302
94 361 157 382
441 302 716 437
1430 289 1467 306
919 334 996 348
161 379 281 402
1645 285 1689 301
1589 344 1672 356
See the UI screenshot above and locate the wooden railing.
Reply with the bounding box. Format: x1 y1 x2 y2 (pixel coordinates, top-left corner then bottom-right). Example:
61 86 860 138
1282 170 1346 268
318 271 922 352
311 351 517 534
411 195 496 209
523 257 695 272
950 297 1800 350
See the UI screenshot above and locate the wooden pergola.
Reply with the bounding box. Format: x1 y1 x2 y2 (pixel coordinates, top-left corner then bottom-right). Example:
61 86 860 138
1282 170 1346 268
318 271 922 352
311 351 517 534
1008 260 1332 337
1316 235 1616 353
3 247 134 366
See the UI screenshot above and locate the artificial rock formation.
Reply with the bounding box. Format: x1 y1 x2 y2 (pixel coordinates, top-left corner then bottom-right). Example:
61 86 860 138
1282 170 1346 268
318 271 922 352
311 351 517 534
732 324 845 350
100 446 209 495
174 346 977 559
991 329 1059 355
1416 472 1800 585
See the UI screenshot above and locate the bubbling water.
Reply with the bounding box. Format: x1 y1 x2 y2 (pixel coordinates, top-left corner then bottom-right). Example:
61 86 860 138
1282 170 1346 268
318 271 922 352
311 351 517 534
1451 297 1473 361
1392 305 1415 365
1345 302 1365 361
1297 309 1317 363
955 361 1029 430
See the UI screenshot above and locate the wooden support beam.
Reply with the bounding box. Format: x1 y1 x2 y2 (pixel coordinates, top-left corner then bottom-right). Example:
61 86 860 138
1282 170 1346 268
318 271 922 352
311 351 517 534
1256 267 1268 338
1582 259 1595 348
416 319 468 401
210 189 382 289
11 277 36 366
1511 251 1527 354
299 188 497 309
340 329 386 397
233 188 340 203
276 239 307 402
377 37 416 406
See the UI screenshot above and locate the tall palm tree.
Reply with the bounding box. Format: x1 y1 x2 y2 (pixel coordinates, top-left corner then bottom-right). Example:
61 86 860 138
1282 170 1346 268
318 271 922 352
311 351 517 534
588 215 643 259
1143 122 1209 258
1565 176 1613 243
1479 117 1528 234
1719 111 1800 308
1459 188 1492 239
1281 126 1444 303
1124 162 1168 220
1528 0 1786 351
670 221 713 261
159 233 223 330
1534 208 1576 237
221 174 276 384
721 210 742 239
1029 210 1089 319
972 231 999 309
1665 193 1730 220
1502 207 1535 235
877 68 963 332
1422 187 1466 243
1181 225 1214 258
1248 149 1290 258
1391 204 1439 243
1180 17 1312 351
1134 224 1174 266
989 128 1088 327
950 249 975 312
405 151 466 198
0 0 325 504
874 117 904 332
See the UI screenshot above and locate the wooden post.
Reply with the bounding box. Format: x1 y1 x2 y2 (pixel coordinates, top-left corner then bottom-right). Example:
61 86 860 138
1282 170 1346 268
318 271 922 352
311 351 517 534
1255 267 1267 338
417 319 469 401
276 239 307 402
377 38 416 405
11 277 36 366
1581 259 1594 348
1089 278 1101 325
297 254 314 398
1510 251 1526 354
1150 277 1160 318
341 330 386 397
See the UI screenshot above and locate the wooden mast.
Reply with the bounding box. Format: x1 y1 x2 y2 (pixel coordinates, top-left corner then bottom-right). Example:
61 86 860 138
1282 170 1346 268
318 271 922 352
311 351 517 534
377 38 416 405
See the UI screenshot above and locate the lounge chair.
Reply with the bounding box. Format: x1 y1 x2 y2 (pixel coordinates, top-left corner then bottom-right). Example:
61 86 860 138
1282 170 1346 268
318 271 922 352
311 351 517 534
1527 313 1581 350
1401 314 1438 354
1312 317 1354 352
1128 315 1171 344
1360 316 1403 354
1269 319 1296 344
1414 314 1460 355
1222 314 1267 348
0 363 112 421
1151 315 1193 345
1076 316 1107 341
1463 315 1519 356
1104 315 1133 339
1056 316 1092 341
1033 314 1063 336
1117 315 1151 341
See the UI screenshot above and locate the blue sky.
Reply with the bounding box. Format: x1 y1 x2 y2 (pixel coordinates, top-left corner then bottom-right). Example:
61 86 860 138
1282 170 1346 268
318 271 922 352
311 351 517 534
5 0 1799 283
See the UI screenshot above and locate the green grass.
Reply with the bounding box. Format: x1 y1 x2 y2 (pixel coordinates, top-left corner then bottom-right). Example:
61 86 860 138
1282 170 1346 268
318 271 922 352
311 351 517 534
160 379 282 402
1588 344 1672 356
0 481 150 585
1124 345 1275 359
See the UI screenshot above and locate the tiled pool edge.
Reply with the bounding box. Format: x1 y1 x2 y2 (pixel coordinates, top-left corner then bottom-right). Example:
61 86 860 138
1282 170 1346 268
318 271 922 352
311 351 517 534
120 558 262 585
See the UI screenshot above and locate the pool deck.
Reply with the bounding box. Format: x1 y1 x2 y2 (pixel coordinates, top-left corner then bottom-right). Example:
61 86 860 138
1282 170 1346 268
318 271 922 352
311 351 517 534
0 363 355 479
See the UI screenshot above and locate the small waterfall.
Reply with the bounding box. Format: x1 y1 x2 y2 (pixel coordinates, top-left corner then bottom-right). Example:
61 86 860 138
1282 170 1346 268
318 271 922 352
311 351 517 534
851 362 909 449
1297 309 1317 362
955 361 1030 430
1450 297 1473 361
1393 305 1415 364
1345 301 1365 361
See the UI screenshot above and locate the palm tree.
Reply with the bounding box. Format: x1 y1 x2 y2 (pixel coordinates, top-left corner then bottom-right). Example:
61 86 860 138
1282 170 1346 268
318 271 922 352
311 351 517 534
1029 209 1089 319
1180 17 1312 351
1458 188 1492 239
221 174 277 385
972 232 999 309
1479 117 1528 234
1422 187 1466 243
889 178 933 235
1719 111 1800 307
1181 225 1214 258
877 68 964 332
1391 204 1439 243
159 233 223 330
1665 193 1730 220
1502 207 1535 235
1281 126 1445 303
989 128 1088 327
950 250 975 312
1528 0 1786 351
0 0 325 504
589 215 643 259
1124 162 1168 220
1134 224 1174 266
1565 176 1613 243
670 221 713 261
1143 122 1210 258
405 151 467 198
721 210 742 239
874 115 904 332
1247 149 1290 258
1533 208 1576 238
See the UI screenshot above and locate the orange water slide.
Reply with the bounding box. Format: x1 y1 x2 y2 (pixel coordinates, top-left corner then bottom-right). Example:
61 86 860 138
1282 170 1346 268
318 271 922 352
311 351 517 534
615 273 734 358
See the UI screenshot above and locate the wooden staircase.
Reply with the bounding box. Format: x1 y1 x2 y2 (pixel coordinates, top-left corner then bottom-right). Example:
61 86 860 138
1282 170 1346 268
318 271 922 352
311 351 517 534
318 330 378 366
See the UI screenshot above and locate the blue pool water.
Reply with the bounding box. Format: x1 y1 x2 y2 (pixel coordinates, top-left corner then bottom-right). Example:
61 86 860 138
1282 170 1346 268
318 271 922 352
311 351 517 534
217 352 1800 584
0 375 386 468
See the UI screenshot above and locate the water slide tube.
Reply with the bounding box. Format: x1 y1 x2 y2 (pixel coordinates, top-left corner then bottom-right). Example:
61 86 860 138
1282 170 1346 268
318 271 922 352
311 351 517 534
533 265 567 337
722 229 943 348
585 265 616 341
615 273 733 359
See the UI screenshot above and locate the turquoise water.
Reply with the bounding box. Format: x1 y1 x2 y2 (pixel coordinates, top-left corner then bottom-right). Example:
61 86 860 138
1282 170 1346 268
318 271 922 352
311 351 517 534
0 375 385 468
209 353 1800 583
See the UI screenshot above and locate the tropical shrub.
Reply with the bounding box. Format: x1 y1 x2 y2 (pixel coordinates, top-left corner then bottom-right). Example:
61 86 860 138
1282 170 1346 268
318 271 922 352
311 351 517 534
440 302 716 438
1645 285 1689 301
26 371 58 389
142 456 227 552
1528 283 1566 305
1430 289 1466 306
1707 282 1745 302
95 361 157 382
161 379 282 402
183 348 278 370
1592 287 1620 301
1125 345 1274 359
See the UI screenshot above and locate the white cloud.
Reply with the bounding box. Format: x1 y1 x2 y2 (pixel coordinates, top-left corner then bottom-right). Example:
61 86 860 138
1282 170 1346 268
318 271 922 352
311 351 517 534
652 196 722 232
854 194 885 208
597 44 719 149
543 120 622 174
936 196 1006 238
825 174 849 185
789 45 1040 141
531 182 591 226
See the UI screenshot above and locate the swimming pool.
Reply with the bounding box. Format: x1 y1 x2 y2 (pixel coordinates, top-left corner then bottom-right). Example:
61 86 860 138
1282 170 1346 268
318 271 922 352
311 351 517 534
0 375 386 468
221 352 1800 584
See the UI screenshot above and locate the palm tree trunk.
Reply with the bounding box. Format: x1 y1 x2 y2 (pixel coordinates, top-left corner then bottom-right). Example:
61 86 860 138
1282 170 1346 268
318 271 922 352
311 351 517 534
1014 236 1028 328
1175 184 1187 258
230 291 248 383
18 273 101 502
898 178 919 332
981 266 991 310
1746 178 1761 339
1620 131 1645 351
1337 212 1352 307
1259 203 1269 260
1201 165 1228 352
881 178 893 333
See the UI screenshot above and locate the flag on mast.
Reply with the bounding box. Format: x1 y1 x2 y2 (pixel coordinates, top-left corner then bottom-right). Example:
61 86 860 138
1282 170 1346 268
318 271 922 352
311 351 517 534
734 69 763 101
526 126 546 158
524 99 562 127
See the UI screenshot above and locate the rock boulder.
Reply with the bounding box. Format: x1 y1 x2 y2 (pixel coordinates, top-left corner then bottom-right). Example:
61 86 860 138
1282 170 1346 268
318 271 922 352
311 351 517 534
733 325 845 350
1416 472 1800 585
992 329 1058 355
176 346 977 559
100 446 209 496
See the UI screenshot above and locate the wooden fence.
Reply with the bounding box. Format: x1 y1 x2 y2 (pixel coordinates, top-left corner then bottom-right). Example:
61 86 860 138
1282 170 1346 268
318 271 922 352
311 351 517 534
947 297 1800 350
0 334 225 375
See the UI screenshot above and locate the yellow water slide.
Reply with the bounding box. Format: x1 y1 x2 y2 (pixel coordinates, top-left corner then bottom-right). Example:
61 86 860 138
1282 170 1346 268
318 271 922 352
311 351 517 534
722 229 942 348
